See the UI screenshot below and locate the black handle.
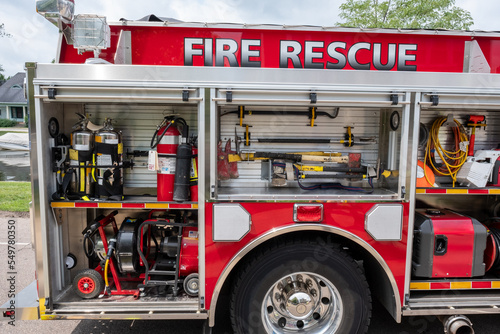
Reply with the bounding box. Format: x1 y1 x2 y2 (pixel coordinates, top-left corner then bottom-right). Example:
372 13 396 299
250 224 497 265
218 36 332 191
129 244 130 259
434 235 448 256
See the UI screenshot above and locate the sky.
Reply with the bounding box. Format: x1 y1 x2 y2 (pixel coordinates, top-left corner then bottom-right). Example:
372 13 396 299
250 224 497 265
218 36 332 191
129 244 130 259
0 0 499 76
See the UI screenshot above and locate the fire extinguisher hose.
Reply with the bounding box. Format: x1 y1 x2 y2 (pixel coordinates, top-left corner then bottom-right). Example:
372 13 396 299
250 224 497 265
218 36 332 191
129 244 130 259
151 117 188 149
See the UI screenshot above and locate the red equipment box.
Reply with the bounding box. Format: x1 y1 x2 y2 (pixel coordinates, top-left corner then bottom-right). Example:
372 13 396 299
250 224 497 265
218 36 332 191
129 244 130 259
413 209 487 278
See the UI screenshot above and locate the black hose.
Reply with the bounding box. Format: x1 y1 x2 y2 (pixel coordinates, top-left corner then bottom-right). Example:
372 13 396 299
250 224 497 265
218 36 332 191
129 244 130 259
150 117 188 149
489 227 500 271
83 234 95 258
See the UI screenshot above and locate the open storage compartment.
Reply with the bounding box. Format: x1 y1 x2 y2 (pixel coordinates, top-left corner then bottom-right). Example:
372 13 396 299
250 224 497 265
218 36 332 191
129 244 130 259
211 88 411 201
409 92 500 310
33 84 205 316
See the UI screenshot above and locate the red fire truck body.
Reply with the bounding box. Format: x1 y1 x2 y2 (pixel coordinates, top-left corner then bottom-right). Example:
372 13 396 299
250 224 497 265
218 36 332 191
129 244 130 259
6 2 500 333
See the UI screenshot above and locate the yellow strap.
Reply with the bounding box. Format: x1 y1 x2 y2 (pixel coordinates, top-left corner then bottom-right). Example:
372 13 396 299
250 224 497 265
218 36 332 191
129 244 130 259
348 127 352 147
80 162 85 192
310 107 315 127
239 106 244 127
69 149 78 161
92 154 96 182
245 125 249 146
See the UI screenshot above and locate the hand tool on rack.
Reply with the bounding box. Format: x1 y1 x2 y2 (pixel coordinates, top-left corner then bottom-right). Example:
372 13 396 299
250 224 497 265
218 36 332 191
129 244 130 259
228 127 350 163
466 115 486 156
222 105 340 123
229 151 349 163
234 126 376 149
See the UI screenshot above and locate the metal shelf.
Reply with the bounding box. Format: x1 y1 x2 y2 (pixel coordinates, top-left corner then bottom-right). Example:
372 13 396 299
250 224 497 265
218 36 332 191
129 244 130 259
51 196 198 209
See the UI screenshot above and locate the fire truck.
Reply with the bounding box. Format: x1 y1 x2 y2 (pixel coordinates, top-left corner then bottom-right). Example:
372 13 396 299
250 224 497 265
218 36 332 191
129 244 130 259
6 1 500 333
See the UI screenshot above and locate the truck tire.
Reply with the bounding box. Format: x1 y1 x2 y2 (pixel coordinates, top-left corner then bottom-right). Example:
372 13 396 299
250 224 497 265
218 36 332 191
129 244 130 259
230 239 371 334
73 269 105 299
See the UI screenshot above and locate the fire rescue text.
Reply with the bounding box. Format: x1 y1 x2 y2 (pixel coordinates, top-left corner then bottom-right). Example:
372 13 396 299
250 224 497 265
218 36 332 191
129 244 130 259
184 38 418 71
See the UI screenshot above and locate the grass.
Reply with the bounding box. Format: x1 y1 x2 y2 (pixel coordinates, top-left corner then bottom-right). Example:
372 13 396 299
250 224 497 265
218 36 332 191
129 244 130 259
0 131 8 136
0 181 31 212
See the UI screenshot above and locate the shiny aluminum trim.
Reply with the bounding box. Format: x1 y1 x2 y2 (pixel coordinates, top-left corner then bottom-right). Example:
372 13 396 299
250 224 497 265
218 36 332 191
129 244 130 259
25 64 45 300
197 88 208 310
208 224 401 326
33 81 53 307
32 65 500 94
403 92 421 303
0 281 39 320
403 308 500 316
365 204 403 241
397 92 412 200
212 204 252 242
43 312 208 320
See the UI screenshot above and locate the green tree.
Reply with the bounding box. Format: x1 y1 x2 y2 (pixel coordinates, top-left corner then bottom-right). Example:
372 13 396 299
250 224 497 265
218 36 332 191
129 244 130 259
0 64 5 83
0 23 11 83
337 0 474 30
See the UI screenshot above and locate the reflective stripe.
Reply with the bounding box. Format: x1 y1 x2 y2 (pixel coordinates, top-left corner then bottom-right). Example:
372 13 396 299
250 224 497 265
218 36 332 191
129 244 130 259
451 282 472 289
159 135 180 145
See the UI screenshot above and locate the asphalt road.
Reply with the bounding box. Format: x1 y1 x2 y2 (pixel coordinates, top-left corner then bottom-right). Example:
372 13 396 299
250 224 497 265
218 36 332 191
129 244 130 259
1 213 499 334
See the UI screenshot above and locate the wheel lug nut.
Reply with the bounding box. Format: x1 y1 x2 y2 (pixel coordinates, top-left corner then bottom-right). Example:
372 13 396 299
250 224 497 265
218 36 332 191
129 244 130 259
277 283 284 291
297 274 303 282
311 289 317 297
275 292 281 302
306 279 313 287
278 317 287 328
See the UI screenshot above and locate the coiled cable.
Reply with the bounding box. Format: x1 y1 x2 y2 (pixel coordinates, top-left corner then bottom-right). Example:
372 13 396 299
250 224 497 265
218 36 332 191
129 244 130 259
424 117 468 187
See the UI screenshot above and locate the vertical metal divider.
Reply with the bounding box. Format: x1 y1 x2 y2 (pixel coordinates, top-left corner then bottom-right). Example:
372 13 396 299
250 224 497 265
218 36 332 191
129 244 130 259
34 83 53 309
398 97 411 199
197 87 210 310
403 92 421 308
209 89 218 200
26 63 47 311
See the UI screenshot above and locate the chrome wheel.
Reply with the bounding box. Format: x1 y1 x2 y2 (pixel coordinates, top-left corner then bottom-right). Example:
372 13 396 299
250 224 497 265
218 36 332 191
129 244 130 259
231 240 371 334
262 272 343 333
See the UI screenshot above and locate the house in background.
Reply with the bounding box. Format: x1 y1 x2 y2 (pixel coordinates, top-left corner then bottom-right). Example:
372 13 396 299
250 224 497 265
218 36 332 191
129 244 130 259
0 72 27 123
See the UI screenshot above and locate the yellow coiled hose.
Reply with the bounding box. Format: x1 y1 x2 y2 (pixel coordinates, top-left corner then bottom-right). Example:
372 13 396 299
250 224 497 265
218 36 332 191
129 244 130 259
425 117 468 187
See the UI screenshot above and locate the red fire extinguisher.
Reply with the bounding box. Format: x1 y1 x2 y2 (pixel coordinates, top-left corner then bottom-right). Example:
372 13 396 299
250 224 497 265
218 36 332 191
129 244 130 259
151 117 184 201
